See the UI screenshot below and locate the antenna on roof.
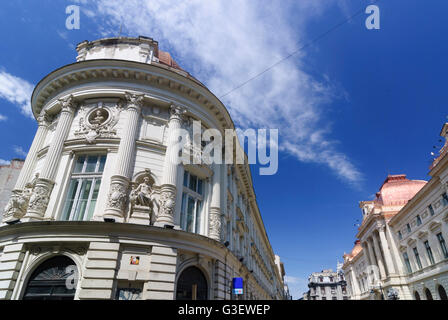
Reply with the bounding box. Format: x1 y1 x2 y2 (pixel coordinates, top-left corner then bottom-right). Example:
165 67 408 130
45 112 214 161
118 20 123 38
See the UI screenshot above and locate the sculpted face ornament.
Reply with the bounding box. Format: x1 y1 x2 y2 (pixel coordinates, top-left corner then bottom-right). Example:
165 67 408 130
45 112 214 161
75 104 120 144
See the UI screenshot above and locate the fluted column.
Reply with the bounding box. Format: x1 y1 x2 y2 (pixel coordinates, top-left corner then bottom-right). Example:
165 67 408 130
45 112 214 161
350 267 361 297
2 111 51 222
24 95 77 221
155 105 186 227
208 163 222 241
378 226 396 275
371 235 387 279
104 92 144 222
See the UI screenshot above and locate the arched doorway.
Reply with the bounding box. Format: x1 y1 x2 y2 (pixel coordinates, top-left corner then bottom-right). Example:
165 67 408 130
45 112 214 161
176 266 208 300
22 256 77 300
414 291 421 300
438 285 447 300
424 288 433 300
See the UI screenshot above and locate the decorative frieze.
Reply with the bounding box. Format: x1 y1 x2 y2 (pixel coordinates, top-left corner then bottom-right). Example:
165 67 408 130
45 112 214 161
25 178 54 220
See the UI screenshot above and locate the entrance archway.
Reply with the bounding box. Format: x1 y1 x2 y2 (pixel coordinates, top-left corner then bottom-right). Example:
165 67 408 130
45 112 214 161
438 285 447 300
424 288 433 300
414 291 421 300
22 256 77 300
176 266 208 300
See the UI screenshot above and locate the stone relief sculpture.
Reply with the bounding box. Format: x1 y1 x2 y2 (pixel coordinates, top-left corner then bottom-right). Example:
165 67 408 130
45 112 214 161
3 173 39 222
74 102 122 143
129 169 159 225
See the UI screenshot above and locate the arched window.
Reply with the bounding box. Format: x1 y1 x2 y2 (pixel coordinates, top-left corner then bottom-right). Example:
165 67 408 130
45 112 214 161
414 291 421 300
23 256 77 300
424 288 433 300
438 285 447 300
176 266 208 300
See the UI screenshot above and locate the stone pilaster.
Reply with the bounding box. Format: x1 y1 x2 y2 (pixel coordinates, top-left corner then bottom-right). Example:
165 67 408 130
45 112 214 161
155 105 186 227
104 92 144 222
209 163 222 241
0 243 25 300
23 95 77 221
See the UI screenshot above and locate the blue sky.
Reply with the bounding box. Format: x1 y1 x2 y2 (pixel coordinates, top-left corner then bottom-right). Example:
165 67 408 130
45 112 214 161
1 1 447 298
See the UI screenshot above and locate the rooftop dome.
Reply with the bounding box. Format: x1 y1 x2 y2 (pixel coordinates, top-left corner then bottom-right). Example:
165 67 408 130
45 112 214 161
374 174 426 206
76 36 184 71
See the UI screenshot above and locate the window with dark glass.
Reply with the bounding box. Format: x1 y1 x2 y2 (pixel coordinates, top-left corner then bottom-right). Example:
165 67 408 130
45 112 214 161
416 215 422 226
407 223 412 233
61 155 106 221
443 193 448 206
436 233 448 259
403 252 412 274
413 247 422 270
424 241 435 264
428 204 435 216
180 172 204 234
398 231 403 240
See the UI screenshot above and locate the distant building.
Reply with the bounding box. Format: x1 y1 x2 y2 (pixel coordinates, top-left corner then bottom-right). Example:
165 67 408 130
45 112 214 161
304 266 348 300
0 159 24 220
342 121 448 300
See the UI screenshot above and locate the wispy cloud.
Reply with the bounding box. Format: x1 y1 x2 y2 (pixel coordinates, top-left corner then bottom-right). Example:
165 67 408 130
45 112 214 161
284 275 308 299
0 114 6 121
0 159 10 166
13 145 28 158
79 0 362 185
0 70 34 118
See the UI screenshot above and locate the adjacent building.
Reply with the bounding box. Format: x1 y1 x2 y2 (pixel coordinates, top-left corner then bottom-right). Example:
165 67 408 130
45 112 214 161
0 159 24 221
342 122 448 300
0 36 286 300
304 265 349 300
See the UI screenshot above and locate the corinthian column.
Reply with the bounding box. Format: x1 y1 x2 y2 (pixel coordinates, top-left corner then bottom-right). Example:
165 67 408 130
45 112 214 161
378 225 396 275
208 163 222 241
154 105 186 227
371 235 387 279
103 92 144 222
2 111 51 223
23 95 77 221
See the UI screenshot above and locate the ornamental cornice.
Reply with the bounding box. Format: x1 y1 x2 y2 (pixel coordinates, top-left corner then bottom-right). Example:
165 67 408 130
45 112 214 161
31 60 232 132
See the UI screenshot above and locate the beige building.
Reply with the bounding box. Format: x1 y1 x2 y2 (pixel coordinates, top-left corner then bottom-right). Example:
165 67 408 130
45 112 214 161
0 159 24 221
304 266 349 300
0 36 286 300
343 122 448 300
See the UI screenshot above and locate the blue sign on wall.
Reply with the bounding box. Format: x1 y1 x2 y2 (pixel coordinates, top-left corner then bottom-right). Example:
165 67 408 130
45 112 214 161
232 277 243 295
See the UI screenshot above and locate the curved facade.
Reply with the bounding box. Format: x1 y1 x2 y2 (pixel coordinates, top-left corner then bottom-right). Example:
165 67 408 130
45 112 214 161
0 36 286 300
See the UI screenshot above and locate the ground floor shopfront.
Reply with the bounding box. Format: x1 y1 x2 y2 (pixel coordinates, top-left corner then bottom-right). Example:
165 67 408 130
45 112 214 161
0 222 272 300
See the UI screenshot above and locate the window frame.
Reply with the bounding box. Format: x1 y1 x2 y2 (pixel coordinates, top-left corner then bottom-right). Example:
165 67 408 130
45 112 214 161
424 240 435 265
180 171 205 234
436 233 448 259
61 154 106 221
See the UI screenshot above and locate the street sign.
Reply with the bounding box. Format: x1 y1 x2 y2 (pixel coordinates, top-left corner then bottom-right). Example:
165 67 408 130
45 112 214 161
232 277 243 295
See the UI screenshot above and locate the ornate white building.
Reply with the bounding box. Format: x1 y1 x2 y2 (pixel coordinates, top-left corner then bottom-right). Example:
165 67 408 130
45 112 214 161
343 123 448 300
0 36 286 300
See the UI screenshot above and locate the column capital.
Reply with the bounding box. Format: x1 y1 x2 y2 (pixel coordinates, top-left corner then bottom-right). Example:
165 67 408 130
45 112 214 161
37 110 52 127
124 91 145 112
58 95 77 115
169 104 187 121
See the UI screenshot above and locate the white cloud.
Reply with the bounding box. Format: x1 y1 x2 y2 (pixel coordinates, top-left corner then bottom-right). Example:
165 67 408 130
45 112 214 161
0 70 34 118
0 114 6 121
13 145 28 158
284 275 309 299
0 159 10 166
79 0 362 185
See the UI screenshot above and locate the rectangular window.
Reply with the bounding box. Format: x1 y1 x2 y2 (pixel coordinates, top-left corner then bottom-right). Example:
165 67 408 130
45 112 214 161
403 252 412 274
424 241 435 264
398 231 403 240
416 215 422 226
437 233 448 259
407 223 412 233
413 247 422 270
180 172 204 234
61 155 106 221
443 193 448 206
428 204 435 216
